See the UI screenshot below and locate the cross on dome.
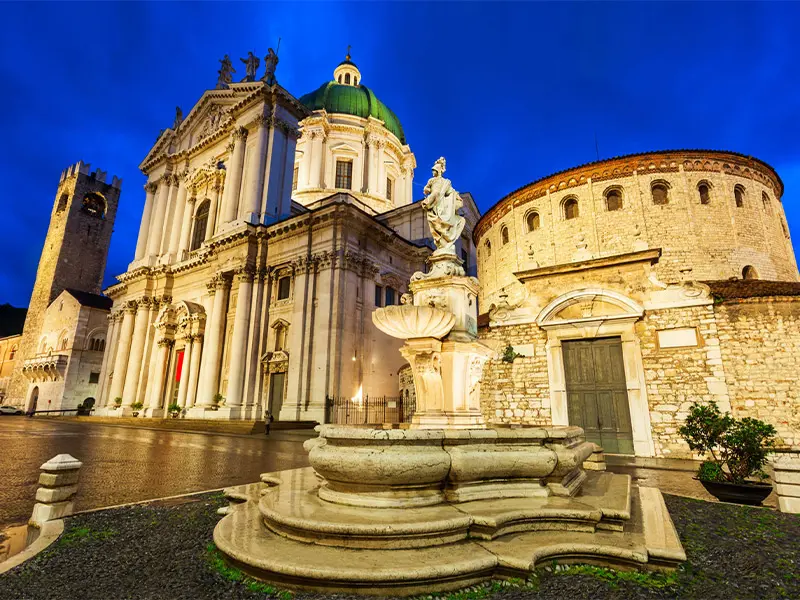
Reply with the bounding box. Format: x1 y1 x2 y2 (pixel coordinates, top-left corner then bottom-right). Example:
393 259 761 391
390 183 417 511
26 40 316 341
334 46 361 87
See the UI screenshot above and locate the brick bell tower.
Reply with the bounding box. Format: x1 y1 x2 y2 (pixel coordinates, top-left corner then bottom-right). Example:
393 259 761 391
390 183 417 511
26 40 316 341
7 161 122 408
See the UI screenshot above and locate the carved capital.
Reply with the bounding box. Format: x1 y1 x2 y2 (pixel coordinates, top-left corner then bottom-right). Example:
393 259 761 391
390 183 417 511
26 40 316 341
232 126 249 141
157 338 174 349
235 267 256 283
144 181 158 194
226 141 236 153
251 114 268 129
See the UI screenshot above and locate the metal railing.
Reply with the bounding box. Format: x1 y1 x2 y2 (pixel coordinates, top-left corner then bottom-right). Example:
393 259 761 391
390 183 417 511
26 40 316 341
324 395 415 425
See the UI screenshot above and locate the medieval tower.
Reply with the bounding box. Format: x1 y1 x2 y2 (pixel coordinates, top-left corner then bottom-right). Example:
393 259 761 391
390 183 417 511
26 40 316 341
7 161 121 408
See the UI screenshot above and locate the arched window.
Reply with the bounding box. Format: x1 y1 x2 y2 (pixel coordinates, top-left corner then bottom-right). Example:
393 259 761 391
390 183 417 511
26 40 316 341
501 226 509 245
338 75 342 83
484 240 492 258
89 336 106 352
274 324 287 351
39 338 47 354
651 182 669 205
605 189 623 211
563 198 579 220
762 192 771 213
345 73 351 85
526 211 540 232
742 265 758 280
81 192 106 218
9 345 17 360
354 77 358 86
191 199 210 251
698 182 711 205
734 185 745 208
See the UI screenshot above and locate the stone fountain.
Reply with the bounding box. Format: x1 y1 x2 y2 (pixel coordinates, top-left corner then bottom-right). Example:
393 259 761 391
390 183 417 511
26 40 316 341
213 158 685 595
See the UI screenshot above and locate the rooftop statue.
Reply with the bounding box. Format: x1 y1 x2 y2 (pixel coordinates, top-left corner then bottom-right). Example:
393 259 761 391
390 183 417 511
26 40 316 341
216 55 236 89
262 48 279 85
422 157 465 256
240 51 260 82
172 106 183 130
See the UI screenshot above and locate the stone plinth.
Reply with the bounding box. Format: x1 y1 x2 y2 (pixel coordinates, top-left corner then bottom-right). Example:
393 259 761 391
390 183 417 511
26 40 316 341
304 425 594 507
409 275 478 341
29 454 82 527
772 452 800 514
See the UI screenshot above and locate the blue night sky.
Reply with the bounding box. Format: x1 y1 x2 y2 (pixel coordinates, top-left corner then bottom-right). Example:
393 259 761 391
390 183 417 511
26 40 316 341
1 1 800 307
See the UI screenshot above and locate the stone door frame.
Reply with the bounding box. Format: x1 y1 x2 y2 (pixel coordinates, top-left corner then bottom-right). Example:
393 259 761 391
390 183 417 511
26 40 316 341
537 288 655 457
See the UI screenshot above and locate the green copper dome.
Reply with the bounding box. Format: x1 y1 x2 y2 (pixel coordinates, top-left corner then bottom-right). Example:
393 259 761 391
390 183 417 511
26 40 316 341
299 81 406 145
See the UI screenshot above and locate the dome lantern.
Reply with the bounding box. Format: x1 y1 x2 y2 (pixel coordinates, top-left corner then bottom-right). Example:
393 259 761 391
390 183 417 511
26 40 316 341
333 45 361 87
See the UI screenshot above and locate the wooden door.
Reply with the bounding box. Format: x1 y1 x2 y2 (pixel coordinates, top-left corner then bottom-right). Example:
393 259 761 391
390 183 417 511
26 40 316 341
562 337 634 455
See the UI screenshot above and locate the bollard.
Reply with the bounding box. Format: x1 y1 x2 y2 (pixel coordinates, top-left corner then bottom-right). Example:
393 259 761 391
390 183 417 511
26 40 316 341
771 451 800 514
582 443 607 471
29 454 82 527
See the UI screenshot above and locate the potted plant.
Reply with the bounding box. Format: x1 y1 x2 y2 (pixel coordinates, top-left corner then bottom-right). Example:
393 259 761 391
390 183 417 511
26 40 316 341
211 393 225 411
113 397 122 409
167 402 181 419
679 402 776 505
130 402 144 417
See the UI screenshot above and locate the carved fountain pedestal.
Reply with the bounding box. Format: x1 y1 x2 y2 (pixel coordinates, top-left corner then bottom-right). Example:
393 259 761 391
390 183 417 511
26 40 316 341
213 160 685 595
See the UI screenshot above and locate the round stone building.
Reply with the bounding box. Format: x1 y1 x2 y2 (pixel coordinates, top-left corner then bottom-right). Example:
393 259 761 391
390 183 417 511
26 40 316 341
473 150 800 458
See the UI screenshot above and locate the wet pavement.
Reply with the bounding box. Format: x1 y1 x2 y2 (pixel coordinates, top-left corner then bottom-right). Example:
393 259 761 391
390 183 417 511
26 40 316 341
0 417 310 527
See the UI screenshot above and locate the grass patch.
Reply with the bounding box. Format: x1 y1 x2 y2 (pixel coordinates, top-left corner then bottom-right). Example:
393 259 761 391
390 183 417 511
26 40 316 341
410 577 539 600
205 543 293 599
57 526 117 547
547 563 680 590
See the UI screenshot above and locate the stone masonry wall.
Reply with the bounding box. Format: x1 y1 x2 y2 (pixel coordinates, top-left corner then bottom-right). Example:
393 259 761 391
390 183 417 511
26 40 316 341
715 298 800 449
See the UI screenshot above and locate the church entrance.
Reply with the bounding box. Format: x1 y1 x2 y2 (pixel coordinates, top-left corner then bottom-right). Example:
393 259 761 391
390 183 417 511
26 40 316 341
268 372 286 420
28 386 39 414
562 337 634 455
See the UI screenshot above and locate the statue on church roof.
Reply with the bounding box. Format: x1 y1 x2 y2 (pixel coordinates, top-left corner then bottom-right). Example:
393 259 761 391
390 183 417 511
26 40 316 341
240 52 260 82
172 106 183 130
422 157 465 256
262 48 279 85
216 55 236 89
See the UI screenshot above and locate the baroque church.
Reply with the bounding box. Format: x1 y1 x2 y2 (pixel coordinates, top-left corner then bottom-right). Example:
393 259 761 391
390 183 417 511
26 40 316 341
86 51 479 423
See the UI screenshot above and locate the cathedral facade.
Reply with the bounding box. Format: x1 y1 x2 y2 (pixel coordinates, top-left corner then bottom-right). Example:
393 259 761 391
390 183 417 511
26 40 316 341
473 150 800 457
94 54 478 423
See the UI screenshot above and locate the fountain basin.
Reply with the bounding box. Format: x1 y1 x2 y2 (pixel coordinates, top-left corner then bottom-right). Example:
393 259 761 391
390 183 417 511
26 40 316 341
371 305 455 339
304 425 594 507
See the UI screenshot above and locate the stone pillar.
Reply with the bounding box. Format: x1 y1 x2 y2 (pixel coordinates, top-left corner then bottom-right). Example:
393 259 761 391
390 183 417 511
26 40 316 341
134 182 157 260
121 299 151 407
310 131 324 189
178 196 196 259
367 137 379 195
185 334 203 408
176 337 193 408
244 269 266 407
220 127 248 225
146 338 172 412
146 178 171 258
196 275 231 407
167 177 189 260
297 134 311 190
206 181 223 240
242 116 268 224
29 454 82 527
135 300 160 407
107 303 136 404
772 452 800 513
159 178 180 257
225 269 254 409
96 311 118 406
376 141 386 198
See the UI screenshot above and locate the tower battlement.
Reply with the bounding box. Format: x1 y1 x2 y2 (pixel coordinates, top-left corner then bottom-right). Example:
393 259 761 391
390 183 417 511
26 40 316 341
60 161 122 190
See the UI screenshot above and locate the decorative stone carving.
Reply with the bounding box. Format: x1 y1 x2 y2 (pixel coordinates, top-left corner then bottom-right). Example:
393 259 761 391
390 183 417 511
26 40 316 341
262 47 279 85
240 51 260 82
144 181 158 194
372 305 455 340
421 157 465 256
216 54 235 89
173 106 183 130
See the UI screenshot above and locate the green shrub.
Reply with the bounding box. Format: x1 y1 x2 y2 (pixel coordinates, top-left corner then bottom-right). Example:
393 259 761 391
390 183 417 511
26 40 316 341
167 402 181 413
679 402 776 483
501 345 519 363
130 402 144 411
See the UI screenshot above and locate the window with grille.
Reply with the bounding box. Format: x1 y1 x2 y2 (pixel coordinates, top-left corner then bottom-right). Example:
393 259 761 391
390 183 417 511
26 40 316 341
191 200 210 251
386 177 393 201
89 372 100 384
292 166 299 191
335 160 353 189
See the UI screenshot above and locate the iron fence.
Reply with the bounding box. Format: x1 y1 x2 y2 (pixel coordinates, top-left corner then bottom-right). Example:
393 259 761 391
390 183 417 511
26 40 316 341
324 395 415 425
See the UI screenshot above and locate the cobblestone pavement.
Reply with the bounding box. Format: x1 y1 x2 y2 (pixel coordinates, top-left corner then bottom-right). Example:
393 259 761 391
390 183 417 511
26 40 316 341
0 417 309 527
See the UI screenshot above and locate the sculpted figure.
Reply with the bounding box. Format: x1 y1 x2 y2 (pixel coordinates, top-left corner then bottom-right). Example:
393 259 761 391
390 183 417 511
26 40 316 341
172 106 183 130
216 55 236 89
262 48 279 85
240 51 260 82
421 157 465 255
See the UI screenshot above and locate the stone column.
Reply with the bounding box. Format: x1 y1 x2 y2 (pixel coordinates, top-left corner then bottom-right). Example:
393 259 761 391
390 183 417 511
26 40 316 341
220 127 248 225
206 181 223 240
121 298 151 407
376 141 386 198
147 338 172 411
146 178 171 258
96 311 118 406
158 177 179 257
176 337 193 408
225 269 254 408
134 182 157 260
310 131 325 189
196 275 231 407
185 334 203 408
242 116 268 224
107 302 136 404
167 176 189 260
367 137 379 195
244 269 266 406
297 134 311 190
178 195 196 259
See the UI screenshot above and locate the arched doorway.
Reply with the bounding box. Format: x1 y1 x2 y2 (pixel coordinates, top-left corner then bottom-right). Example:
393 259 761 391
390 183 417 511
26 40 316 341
28 386 39 415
